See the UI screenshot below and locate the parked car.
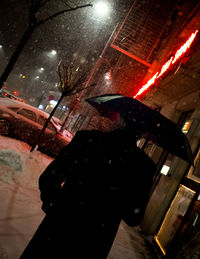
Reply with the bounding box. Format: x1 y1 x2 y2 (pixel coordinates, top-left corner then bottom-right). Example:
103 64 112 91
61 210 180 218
0 97 74 157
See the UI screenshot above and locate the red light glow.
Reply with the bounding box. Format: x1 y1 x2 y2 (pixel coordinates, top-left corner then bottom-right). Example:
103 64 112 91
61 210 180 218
134 73 158 98
172 30 198 64
134 30 199 98
157 56 173 79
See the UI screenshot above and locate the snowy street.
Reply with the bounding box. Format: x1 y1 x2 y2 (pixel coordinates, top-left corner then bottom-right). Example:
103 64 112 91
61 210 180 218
0 136 158 259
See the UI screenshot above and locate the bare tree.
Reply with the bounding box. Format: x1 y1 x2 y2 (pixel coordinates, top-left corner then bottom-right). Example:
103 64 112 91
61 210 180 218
30 63 94 152
0 0 92 90
59 67 92 132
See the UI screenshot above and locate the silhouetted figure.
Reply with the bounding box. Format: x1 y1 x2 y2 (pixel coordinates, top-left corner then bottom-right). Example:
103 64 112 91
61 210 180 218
20 116 156 259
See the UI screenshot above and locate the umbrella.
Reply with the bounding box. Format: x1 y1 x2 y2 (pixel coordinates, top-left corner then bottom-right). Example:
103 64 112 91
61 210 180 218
85 94 193 164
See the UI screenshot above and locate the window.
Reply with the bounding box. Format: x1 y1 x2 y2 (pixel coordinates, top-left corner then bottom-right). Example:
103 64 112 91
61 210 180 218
8 106 20 112
17 108 37 122
38 115 46 126
155 185 196 255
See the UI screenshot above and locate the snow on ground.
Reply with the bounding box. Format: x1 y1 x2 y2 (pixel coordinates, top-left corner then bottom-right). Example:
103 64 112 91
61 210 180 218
0 135 156 259
0 136 53 259
0 137 52 188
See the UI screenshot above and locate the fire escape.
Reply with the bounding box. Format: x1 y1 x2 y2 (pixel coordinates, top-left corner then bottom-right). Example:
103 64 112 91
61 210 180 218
111 0 179 67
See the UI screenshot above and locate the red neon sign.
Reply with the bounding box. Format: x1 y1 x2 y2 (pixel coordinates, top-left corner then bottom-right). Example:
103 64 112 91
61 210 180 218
134 30 199 98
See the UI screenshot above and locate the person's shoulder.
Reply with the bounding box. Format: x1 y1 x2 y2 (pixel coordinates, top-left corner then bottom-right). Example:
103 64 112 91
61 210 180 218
57 130 103 157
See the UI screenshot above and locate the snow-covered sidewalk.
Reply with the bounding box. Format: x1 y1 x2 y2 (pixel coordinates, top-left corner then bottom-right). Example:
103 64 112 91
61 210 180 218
0 136 52 259
0 136 159 259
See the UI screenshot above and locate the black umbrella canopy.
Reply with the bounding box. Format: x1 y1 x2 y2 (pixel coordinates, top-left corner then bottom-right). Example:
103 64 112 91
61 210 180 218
85 94 193 165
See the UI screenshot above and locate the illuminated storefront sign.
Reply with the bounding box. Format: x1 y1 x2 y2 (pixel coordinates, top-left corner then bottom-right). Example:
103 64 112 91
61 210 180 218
160 165 170 176
134 30 199 98
182 120 192 133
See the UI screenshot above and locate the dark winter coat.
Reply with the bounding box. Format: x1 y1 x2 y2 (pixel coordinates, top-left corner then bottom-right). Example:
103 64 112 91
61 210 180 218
20 128 156 259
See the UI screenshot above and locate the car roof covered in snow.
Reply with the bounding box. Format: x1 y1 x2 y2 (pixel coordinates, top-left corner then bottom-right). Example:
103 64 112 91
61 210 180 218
0 97 62 123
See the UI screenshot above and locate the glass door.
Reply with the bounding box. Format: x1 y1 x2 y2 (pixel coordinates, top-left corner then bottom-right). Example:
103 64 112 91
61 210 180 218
154 184 196 255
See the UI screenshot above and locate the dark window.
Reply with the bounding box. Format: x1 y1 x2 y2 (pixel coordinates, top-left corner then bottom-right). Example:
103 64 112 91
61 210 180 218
17 108 37 122
38 115 46 126
8 106 20 112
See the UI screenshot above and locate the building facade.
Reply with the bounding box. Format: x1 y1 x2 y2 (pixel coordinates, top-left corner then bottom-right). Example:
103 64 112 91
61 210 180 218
139 9 200 259
82 0 200 257
75 1 200 256
109 0 200 257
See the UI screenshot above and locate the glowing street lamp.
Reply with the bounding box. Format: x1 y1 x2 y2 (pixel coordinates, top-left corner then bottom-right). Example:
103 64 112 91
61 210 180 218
19 74 26 79
94 2 110 16
105 70 112 80
51 50 57 55
47 50 57 58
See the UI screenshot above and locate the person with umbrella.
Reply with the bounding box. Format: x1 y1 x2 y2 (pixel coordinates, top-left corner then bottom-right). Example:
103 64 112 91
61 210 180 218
20 94 191 259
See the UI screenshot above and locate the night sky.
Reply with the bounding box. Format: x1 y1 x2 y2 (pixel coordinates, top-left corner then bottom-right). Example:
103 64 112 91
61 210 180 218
0 0 133 105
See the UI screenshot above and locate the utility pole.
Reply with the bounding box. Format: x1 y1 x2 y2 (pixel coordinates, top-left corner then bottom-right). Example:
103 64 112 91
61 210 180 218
62 24 119 131
81 24 118 97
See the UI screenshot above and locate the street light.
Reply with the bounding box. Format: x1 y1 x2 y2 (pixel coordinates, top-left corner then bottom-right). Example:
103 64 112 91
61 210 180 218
19 74 26 79
0 45 2 49
47 50 57 58
104 70 112 80
51 50 57 55
94 2 110 16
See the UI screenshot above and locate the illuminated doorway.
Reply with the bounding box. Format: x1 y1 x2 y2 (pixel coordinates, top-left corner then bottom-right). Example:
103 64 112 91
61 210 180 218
154 184 196 255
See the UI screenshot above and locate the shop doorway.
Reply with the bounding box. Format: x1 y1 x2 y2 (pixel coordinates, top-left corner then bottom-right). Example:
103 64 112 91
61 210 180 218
154 184 196 255
173 193 200 257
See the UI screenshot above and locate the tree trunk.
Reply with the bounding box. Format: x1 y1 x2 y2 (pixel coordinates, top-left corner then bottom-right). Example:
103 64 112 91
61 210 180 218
30 93 65 152
0 25 35 89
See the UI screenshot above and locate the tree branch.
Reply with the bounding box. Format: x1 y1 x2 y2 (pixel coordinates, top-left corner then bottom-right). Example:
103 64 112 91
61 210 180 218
67 83 96 96
61 0 73 9
36 4 93 27
39 0 51 10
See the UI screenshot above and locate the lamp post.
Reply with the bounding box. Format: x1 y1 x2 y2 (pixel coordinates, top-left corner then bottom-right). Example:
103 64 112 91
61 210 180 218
61 24 118 132
82 23 118 96
61 2 117 131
